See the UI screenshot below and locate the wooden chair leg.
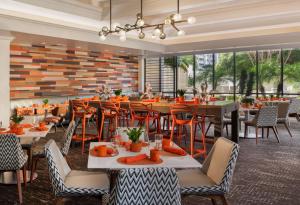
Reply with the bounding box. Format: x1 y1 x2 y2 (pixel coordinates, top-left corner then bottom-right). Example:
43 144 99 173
16 169 23 204
283 122 293 138
22 166 27 189
211 198 217 205
261 128 264 138
244 125 248 138
267 128 269 138
220 195 229 205
272 126 280 143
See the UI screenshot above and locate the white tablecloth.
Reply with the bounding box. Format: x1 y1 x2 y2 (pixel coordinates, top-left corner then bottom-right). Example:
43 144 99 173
87 142 202 169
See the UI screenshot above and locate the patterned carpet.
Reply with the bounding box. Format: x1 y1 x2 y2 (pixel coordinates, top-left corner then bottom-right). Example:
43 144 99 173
0 119 300 205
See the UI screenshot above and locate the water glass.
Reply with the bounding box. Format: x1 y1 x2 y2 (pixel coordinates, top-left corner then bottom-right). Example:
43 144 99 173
155 134 163 150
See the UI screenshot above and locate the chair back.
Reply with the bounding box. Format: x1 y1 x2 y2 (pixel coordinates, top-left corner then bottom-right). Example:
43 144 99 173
201 137 239 193
101 101 119 114
0 134 28 170
60 121 76 156
45 139 71 196
170 104 194 122
289 98 300 114
256 106 278 127
277 102 290 119
108 168 181 205
129 103 150 118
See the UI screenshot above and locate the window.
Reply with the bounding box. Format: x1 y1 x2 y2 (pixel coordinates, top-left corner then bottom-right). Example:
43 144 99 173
215 53 234 93
283 49 300 94
195 54 213 93
235 51 256 96
177 55 194 93
144 48 300 98
145 57 160 93
161 57 176 97
258 50 281 96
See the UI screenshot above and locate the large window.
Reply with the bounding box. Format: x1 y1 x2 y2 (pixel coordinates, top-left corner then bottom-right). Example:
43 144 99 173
161 57 176 97
177 55 194 93
258 50 281 96
283 49 300 94
236 51 256 96
195 54 213 93
144 48 300 98
215 53 234 93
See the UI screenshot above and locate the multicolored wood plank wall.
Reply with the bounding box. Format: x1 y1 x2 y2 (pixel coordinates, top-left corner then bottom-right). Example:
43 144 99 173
10 43 139 99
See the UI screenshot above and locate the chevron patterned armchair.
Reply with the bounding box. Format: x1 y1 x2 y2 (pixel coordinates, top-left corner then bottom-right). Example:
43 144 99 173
44 139 110 203
177 137 239 205
30 120 76 182
108 167 181 205
0 134 28 204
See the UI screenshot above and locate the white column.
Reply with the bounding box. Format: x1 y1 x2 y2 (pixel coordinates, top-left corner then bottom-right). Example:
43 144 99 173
0 31 14 127
138 56 145 92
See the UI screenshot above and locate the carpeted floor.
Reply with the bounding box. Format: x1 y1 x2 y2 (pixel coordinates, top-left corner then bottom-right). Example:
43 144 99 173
1 118 300 205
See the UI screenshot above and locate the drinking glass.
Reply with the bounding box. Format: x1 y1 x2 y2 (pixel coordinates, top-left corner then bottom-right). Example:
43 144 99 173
155 134 163 150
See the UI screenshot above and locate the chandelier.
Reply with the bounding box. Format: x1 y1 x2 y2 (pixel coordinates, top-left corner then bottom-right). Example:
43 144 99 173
98 0 196 41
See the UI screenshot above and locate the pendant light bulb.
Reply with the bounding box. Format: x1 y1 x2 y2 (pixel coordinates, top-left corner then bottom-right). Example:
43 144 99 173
138 31 145 39
177 30 185 36
187 17 196 24
154 28 161 36
99 34 106 41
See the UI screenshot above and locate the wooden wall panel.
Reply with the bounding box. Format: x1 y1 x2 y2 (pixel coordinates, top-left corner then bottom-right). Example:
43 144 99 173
10 43 139 99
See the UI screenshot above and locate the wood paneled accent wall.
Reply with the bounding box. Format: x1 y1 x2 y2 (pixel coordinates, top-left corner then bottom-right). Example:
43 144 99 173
10 43 139 99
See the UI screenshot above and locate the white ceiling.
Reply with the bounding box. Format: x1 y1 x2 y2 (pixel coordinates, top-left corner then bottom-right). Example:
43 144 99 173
1 0 300 55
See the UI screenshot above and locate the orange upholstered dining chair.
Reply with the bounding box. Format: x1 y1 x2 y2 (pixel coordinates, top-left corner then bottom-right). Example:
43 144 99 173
170 104 206 158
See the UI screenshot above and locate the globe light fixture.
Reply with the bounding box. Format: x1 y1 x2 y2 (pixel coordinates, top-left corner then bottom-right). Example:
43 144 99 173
98 0 195 41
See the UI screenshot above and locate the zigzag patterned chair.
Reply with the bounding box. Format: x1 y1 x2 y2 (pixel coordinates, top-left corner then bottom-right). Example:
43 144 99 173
177 137 239 205
244 106 279 144
44 139 109 203
108 168 181 205
0 134 28 204
30 121 77 182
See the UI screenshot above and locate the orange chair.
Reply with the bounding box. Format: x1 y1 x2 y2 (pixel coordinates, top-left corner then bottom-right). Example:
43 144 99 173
170 104 206 158
129 102 150 133
99 101 119 141
71 99 99 154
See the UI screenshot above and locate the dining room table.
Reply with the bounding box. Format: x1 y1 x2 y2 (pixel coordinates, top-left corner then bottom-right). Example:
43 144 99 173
0 117 53 184
88 100 240 143
88 142 202 170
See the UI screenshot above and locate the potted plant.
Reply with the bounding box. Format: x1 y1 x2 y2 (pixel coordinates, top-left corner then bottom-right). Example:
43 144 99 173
10 113 24 133
43 98 49 108
177 89 186 102
241 97 254 108
114 89 122 99
126 127 144 152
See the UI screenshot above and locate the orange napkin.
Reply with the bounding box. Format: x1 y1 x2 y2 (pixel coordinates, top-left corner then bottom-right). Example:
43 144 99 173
124 154 147 163
163 146 186 156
